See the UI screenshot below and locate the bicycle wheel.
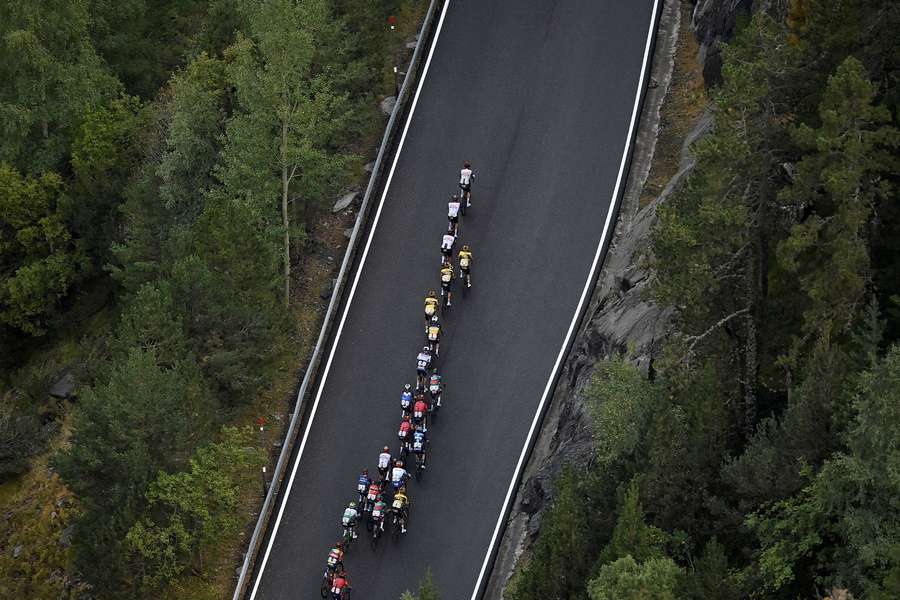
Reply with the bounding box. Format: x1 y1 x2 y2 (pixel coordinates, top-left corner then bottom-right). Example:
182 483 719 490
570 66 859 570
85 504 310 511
320 575 330 598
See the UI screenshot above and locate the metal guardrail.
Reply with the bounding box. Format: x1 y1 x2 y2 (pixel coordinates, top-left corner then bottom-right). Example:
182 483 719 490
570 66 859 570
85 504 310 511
231 2 444 598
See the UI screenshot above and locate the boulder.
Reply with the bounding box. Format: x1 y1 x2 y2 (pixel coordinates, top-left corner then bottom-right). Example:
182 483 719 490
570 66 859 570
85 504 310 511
363 161 375 173
319 278 336 300
379 95 397 115
49 372 75 399
60 525 75 547
332 191 359 213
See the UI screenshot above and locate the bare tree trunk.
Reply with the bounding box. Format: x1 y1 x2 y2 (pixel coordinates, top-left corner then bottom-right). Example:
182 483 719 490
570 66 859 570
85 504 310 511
742 251 758 435
281 122 291 307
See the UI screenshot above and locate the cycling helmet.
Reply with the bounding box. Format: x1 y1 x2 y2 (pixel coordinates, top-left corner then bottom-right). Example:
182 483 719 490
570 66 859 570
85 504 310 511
361 468 368 475
395 459 404 467
335 541 345 549
447 225 455 234
402 414 410 421
431 367 439 374
463 161 471 168
428 289 436 297
383 445 390 452
452 194 459 201
462 244 470 251
348 501 356 508
404 383 411 391
431 315 439 323
423 345 430 352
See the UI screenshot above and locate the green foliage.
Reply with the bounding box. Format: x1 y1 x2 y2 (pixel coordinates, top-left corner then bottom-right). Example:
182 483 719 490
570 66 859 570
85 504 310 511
777 56 899 367
600 480 667 565
0 165 83 335
587 556 682 600
401 569 440 600
157 54 230 224
54 348 212 591
0 0 120 171
70 95 146 267
585 356 662 467
126 427 264 590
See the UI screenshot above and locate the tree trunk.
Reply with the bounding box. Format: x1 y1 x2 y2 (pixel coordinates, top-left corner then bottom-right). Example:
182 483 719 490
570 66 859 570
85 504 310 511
281 122 291 307
742 251 758 436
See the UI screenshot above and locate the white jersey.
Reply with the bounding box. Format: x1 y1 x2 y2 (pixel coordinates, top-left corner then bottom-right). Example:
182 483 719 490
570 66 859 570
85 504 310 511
448 201 460 218
459 168 474 186
391 467 407 483
342 507 358 525
416 351 432 370
378 452 392 469
441 234 456 251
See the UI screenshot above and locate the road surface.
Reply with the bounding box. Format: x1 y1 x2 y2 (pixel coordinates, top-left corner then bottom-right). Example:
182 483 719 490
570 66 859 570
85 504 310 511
250 0 658 598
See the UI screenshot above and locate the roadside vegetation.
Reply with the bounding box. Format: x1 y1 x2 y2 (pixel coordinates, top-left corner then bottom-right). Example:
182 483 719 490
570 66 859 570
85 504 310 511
0 0 421 597
508 1 900 599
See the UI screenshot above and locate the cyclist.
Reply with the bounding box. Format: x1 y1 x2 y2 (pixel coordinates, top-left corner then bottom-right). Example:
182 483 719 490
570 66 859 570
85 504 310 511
448 195 461 234
440 227 456 265
412 394 428 426
341 502 359 539
458 244 473 288
426 314 442 356
397 414 412 455
371 493 388 532
392 487 411 534
400 383 413 416
391 460 409 491
440 260 455 307
416 346 433 387
424 289 439 320
377 445 392 480
428 368 443 408
331 570 351 599
325 542 345 574
365 479 381 512
412 425 428 470
459 161 475 210
356 469 370 505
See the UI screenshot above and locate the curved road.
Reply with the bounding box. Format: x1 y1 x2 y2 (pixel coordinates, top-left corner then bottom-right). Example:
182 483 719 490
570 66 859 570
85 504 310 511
250 1 658 598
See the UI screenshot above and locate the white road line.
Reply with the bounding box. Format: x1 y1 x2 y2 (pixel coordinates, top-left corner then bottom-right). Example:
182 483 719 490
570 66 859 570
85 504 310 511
247 2 452 598
467 1 662 598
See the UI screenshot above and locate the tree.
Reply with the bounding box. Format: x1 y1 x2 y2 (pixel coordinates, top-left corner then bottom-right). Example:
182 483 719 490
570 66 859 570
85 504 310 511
0 0 119 171
584 357 662 468
508 469 609 600
70 95 146 268
746 345 900 594
600 480 667 565
777 57 899 366
219 0 355 305
157 54 231 225
126 427 264 589
399 569 441 600
588 556 682 600
0 165 82 335
54 348 212 591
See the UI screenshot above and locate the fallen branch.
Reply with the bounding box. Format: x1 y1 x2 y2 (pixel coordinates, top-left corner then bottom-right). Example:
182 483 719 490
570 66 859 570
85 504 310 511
682 307 751 359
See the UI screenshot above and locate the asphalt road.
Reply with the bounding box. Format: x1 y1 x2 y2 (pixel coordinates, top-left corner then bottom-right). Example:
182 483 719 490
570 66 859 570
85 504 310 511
250 1 658 598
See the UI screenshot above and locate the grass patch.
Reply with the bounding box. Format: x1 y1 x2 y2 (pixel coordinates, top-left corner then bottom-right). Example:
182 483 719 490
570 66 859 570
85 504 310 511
639 2 707 207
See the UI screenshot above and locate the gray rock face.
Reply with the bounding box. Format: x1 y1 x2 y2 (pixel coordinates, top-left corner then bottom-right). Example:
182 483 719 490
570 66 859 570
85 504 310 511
380 95 397 116
60 525 75 547
332 191 359 213
49 372 75 399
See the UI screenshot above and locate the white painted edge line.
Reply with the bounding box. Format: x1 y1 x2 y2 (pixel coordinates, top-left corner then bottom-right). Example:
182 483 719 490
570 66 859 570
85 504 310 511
247 2 452 598
468 1 662 598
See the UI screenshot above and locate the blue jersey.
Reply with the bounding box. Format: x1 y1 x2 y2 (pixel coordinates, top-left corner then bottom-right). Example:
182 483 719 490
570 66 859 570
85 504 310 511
357 474 370 489
400 391 413 408
412 431 426 452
